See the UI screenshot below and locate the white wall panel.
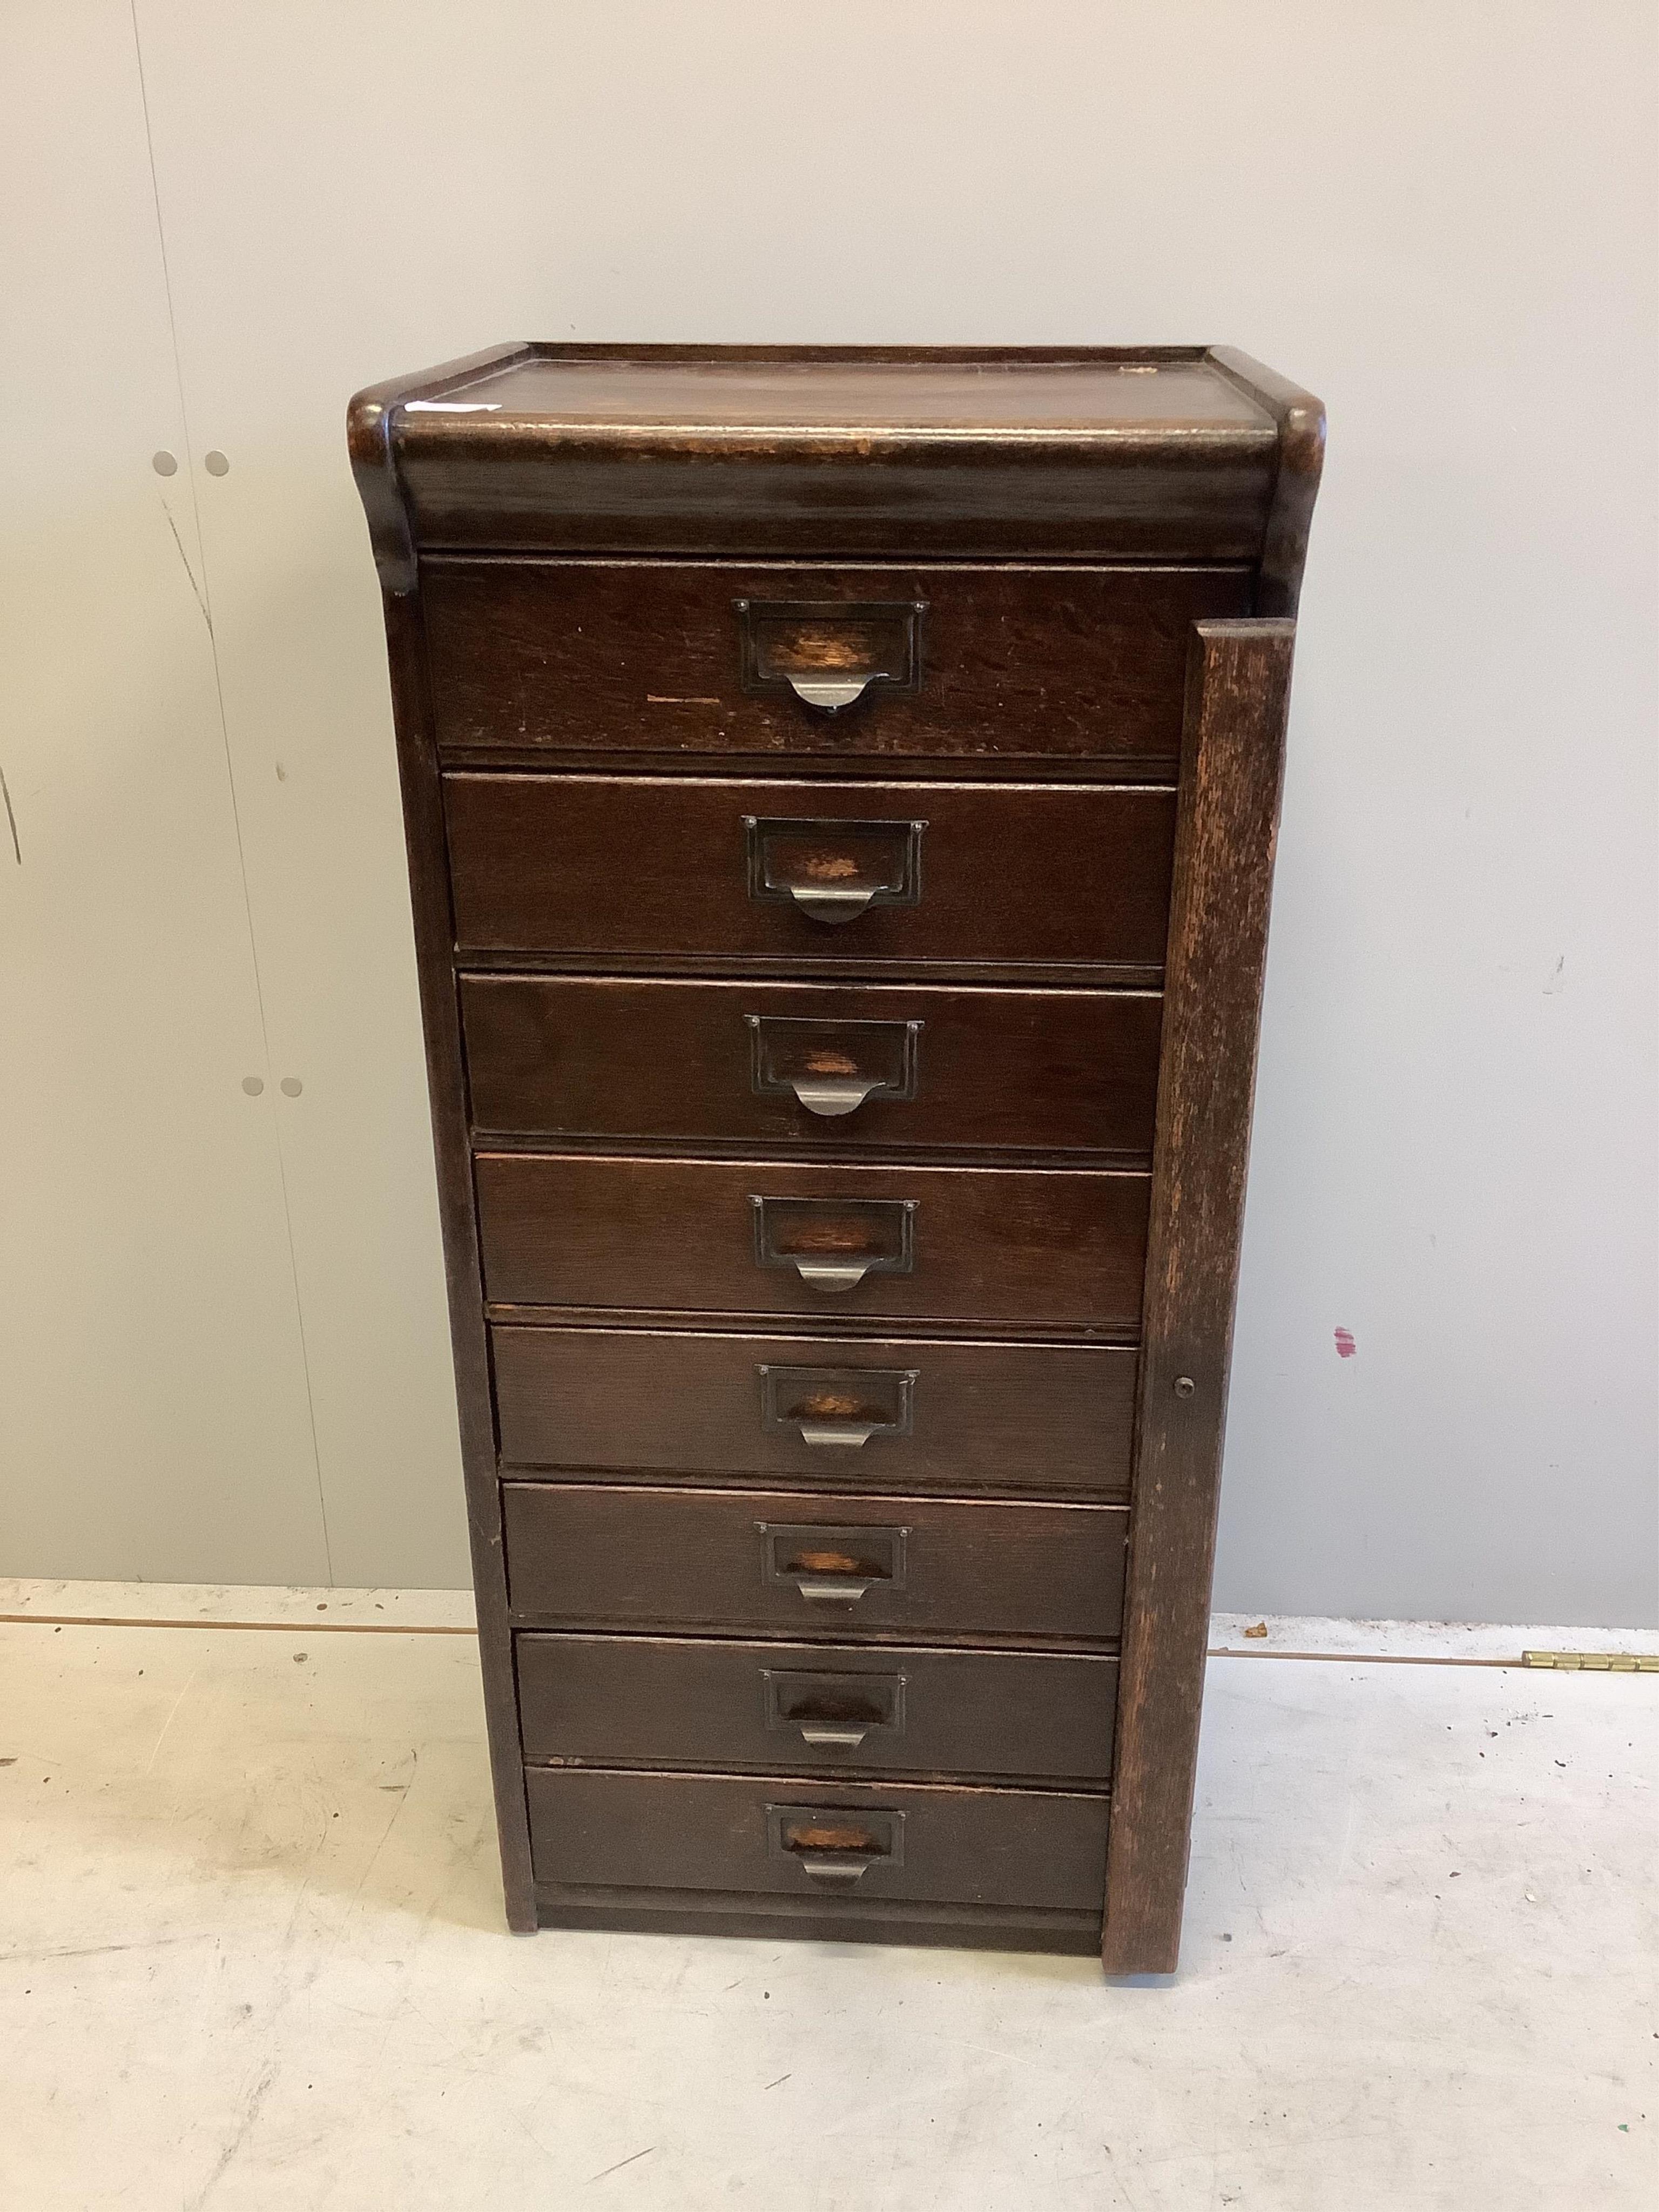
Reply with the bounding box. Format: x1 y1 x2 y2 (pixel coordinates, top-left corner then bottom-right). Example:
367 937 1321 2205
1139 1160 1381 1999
0 3 326 1581
15 1 1653 1618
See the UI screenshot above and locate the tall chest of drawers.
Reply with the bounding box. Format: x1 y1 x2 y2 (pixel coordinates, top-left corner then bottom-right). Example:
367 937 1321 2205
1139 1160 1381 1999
348 345 1323 1970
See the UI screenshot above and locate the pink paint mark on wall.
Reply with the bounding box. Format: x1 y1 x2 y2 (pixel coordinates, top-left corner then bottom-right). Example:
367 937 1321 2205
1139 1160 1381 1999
1333 1327 1357 1359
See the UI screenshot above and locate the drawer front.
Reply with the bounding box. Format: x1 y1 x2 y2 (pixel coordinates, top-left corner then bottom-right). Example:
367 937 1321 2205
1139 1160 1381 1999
423 558 1251 767
461 976 1162 1155
491 1325 1136 1496
446 774 1176 973
517 1634 1117 1784
526 1768 1109 1913
476 1154 1149 1329
502 1483 1127 1643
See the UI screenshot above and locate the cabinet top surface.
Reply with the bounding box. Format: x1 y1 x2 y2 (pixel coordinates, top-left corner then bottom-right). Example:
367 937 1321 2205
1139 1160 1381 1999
410 348 1276 439
349 345 1323 582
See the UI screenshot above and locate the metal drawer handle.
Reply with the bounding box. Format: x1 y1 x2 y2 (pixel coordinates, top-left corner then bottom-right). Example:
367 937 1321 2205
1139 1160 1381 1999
787 1074 882 1117
752 1198 918 1297
745 815 926 927
797 1851 875 1884
792 1258 874 1292
797 1419 881 1448
786 880 878 923
785 674 876 714
736 599 924 717
793 1576 872 1605
764 1532 904 1606
758 1368 917 1449
798 1724 871 1748
768 1803 904 1881
747 1015 922 1118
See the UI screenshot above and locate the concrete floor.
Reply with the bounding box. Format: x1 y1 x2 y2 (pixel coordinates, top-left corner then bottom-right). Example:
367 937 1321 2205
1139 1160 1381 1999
2 1584 1655 2210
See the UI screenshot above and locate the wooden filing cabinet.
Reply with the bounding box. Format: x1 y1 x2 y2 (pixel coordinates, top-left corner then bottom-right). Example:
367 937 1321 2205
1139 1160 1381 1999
348 344 1323 1969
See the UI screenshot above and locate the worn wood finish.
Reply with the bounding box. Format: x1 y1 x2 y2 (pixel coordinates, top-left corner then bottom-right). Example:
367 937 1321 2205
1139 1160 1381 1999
525 1768 1111 1913
501 1484 1128 1644
372 344 1280 561
1102 621 1297 1975
491 1324 1138 1496
1207 353 1326 617
461 975 1163 1157
530 1887 1103 1953
426 563 1250 766
445 773 1177 973
475 1153 1149 1328
516 1634 1118 1784
350 342 1321 1963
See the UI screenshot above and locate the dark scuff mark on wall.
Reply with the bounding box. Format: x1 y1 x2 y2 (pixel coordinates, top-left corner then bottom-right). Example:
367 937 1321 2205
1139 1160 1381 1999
0 761 20 864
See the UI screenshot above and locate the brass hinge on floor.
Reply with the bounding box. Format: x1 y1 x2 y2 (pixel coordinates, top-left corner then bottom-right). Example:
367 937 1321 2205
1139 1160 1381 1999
1521 1649 1659 1673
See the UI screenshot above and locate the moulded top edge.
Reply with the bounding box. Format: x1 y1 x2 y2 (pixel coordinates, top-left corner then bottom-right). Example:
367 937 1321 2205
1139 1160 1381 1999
381 346 1284 442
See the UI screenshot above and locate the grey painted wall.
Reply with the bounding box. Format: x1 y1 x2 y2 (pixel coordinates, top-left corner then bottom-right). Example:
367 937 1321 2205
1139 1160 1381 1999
3 2 1655 1622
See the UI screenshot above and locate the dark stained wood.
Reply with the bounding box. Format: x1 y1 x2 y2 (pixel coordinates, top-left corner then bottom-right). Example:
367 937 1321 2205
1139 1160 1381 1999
346 341 536 594
474 1153 1148 1329
372 591 537 1932
364 343 1280 561
349 342 1321 1961
491 1324 1138 1497
1102 619 1297 1976
1207 352 1326 617
531 1887 1102 1953
424 562 1251 766
461 975 1163 1157
526 1768 1110 1912
502 1483 1128 1644
516 1634 1118 1784
445 773 1177 974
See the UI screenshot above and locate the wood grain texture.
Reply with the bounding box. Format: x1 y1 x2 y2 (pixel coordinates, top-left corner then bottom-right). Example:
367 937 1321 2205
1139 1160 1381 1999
474 1152 1149 1329
516 1633 1118 1784
1101 618 1297 1975
1206 352 1326 617
530 1887 1103 1953
363 344 1280 561
525 1766 1110 1912
375 592 536 1931
348 343 1323 1962
490 1323 1139 1497
460 974 1163 1158
501 1483 1129 1644
444 772 1178 973
423 561 1251 764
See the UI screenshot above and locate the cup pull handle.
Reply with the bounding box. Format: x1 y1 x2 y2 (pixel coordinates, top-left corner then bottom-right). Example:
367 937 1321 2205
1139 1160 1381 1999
792 1258 873 1292
792 1577 872 1604
787 1074 882 1117
796 1851 876 1884
798 1724 871 1748
784 881 879 924
784 674 876 714
796 1420 880 1448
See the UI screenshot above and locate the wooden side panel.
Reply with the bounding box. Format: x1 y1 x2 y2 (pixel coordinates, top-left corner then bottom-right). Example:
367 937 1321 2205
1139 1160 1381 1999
1102 619 1295 1974
378 593 536 1931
